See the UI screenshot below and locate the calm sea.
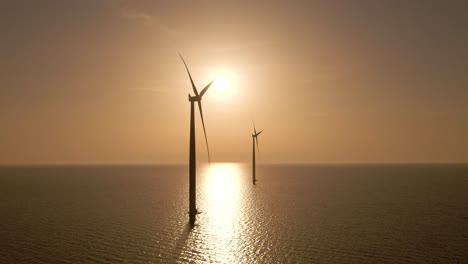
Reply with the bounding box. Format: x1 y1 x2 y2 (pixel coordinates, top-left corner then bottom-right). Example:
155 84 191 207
0 164 466 263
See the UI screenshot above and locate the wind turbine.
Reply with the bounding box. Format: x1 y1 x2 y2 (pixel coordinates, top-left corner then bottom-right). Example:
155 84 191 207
179 53 214 225
252 122 263 185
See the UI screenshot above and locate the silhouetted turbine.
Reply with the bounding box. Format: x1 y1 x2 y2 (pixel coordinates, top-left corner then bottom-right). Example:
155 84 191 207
252 122 263 185
179 53 214 225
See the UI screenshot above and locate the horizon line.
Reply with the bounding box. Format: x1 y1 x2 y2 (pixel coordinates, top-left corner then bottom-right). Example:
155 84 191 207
0 162 467 167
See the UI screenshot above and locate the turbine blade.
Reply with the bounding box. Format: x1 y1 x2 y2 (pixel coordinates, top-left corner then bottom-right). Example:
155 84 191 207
179 53 199 96
197 101 211 164
255 137 260 160
253 121 257 134
200 79 214 97
256 130 263 136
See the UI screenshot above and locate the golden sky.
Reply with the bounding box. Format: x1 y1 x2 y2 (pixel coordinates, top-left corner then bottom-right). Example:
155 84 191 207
1 1 467 164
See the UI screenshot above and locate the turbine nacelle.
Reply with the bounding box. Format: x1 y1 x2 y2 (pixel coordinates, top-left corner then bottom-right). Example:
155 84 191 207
252 130 263 138
188 94 203 102
252 122 263 159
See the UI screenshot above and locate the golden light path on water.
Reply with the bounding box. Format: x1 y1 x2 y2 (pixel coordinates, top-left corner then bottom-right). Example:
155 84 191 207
178 163 251 263
204 163 240 229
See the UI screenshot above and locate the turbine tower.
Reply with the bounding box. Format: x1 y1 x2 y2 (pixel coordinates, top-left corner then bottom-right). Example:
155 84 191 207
252 122 263 185
179 53 213 225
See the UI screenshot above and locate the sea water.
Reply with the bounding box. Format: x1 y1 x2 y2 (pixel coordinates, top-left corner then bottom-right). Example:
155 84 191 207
0 164 466 263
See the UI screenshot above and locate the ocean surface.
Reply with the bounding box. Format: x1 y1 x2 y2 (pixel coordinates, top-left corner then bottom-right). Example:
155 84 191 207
0 164 466 263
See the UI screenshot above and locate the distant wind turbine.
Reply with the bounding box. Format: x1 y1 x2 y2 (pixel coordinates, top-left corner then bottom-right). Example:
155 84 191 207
179 53 214 225
252 122 263 185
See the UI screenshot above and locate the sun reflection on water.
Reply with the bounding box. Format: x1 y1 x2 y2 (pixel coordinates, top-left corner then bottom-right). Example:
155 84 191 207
204 163 241 227
179 163 246 263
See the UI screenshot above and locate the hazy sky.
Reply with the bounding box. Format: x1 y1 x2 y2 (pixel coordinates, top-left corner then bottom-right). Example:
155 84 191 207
1 0 467 164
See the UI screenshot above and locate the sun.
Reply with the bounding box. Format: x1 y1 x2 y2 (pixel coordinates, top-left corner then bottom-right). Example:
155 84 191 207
215 75 230 93
211 69 237 96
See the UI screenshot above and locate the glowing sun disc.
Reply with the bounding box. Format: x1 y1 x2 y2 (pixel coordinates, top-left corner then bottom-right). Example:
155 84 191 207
215 75 230 93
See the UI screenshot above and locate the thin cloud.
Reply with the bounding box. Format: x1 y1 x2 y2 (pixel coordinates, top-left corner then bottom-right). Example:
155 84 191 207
120 8 179 38
121 8 153 24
